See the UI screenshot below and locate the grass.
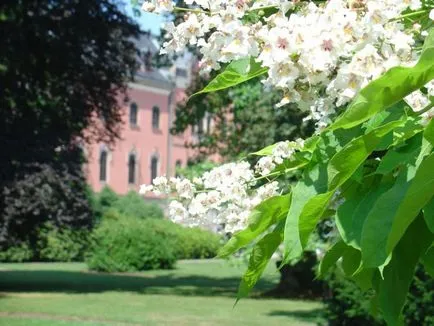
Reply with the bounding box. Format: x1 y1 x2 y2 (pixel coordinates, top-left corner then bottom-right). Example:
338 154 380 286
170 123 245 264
0 260 323 326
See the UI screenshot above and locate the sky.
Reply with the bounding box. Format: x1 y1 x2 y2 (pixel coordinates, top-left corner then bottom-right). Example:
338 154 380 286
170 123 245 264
123 2 165 36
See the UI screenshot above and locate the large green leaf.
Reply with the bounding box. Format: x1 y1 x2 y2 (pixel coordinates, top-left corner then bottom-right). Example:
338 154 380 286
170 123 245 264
283 164 328 261
422 244 434 277
375 134 423 175
236 222 283 301
329 29 434 131
341 246 362 277
298 191 334 248
376 216 433 326
318 240 348 277
191 57 268 97
328 119 406 190
336 182 392 249
423 198 434 233
218 193 291 258
387 152 434 252
424 118 434 146
361 152 434 268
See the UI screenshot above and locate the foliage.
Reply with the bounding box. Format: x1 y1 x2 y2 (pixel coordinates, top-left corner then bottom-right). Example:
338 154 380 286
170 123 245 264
172 76 312 160
176 160 217 179
322 264 434 326
0 0 139 246
91 187 165 221
114 191 164 220
0 242 32 262
36 223 89 262
87 217 177 272
0 147 94 248
0 222 89 263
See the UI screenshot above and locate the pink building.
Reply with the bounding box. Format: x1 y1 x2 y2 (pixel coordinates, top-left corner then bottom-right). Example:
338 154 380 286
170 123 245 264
85 34 198 195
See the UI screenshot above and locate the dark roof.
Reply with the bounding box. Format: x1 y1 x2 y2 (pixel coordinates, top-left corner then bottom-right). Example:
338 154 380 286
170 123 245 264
134 69 172 89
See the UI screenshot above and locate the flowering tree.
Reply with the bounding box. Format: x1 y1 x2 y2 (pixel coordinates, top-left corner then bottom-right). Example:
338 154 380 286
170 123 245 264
140 1 434 324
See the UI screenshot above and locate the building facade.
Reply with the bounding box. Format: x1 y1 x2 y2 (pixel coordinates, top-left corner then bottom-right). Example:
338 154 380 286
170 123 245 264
85 34 197 195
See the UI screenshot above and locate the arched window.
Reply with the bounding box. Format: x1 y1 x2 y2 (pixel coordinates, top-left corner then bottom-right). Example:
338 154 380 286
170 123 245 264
130 102 138 126
99 150 108 182
175 160 182 178
128 153 136 184
152 106 160 129
151 156 158 182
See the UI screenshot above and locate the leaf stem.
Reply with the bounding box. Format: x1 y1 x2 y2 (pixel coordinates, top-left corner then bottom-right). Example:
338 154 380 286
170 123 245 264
390 9 429 22
173 6 208 15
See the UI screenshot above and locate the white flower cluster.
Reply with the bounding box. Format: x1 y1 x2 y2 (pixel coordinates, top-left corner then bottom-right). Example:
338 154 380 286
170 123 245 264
255 139 304 176
140 140 305 233
142 0 432 130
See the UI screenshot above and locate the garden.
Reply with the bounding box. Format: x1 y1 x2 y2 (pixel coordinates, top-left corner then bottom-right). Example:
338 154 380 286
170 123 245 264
1 0 434 326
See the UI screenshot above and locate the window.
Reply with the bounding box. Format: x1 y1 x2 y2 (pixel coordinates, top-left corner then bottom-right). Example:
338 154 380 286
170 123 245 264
130 102 138 126
128 153 136 184
99 150 108 182
152 106 160 129
151 156 158 182
175 160 182 178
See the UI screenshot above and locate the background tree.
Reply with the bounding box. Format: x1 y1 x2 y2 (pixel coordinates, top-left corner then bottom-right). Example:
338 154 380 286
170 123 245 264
172 75 314 161
0 0 140 247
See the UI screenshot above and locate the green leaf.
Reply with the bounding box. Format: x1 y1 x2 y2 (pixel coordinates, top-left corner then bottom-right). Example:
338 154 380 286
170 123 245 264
375 134 423 175
341 246 362 277
283 164 328 261
336 183 392 249
329 29 434 131
387 152 434 253
191 57 268 97
423 198 434 233
422 245 434 277
424 118 434 146
237 222 283 301
361 153 434 268
218 193 291 258
318 240 348 277
328 119 406 190
298 191 334 248
376 216 433 326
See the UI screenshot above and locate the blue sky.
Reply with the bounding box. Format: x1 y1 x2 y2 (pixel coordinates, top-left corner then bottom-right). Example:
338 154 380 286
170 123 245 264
123 2 165 35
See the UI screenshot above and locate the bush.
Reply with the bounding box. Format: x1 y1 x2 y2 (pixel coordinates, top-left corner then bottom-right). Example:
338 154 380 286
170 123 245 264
0 242 33 262
36 223 89 262
322 265 433 326
86 217 177 272
175 226 222 259
114 191 164 220
91 187 164 221
142 219 222 259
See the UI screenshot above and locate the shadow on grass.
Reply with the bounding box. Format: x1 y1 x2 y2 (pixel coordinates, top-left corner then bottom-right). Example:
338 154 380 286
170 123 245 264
0 270 275 298
267 308 323 322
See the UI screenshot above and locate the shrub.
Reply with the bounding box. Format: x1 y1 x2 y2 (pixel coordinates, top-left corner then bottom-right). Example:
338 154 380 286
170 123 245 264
86 217 177 272
91 187 164 221
143 218 222 259
114 191 164 220
322 265 433 326
0 242 33 262
36 223 89 262
175 226 221 259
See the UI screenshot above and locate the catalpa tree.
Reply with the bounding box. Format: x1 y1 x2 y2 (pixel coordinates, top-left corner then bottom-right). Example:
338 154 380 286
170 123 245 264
140 1 434 325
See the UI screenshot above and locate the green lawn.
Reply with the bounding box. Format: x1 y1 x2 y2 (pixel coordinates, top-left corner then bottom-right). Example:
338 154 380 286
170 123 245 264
0 260 323 326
